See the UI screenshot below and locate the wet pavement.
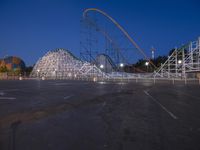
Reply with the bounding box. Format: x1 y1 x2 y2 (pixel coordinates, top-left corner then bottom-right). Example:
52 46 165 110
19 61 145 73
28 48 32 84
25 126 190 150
0 80 200 150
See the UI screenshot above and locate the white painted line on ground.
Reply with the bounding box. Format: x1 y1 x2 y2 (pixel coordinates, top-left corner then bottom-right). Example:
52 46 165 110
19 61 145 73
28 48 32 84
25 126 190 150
0 97 16 100
0 89 19 92
63 95 74 100
144 90 178 120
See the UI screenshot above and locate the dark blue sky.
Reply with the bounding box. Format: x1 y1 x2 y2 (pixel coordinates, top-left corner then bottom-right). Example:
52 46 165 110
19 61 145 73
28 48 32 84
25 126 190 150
0 0 200 66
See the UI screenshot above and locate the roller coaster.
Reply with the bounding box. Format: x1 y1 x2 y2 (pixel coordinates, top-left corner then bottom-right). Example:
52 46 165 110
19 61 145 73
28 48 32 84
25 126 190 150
154 37 200 79
80 8 200 80
80 8 155 70
31 8 200 81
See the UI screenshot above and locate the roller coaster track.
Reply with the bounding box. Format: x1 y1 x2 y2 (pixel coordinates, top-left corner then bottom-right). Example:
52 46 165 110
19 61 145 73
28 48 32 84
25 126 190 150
83 16 127 65
83 8 156 68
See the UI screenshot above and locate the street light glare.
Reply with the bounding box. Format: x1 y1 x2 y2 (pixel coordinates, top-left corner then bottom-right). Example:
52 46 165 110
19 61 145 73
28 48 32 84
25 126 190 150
178 60 182 64
145 62 149 66
100 64 104 69
120 63 124 67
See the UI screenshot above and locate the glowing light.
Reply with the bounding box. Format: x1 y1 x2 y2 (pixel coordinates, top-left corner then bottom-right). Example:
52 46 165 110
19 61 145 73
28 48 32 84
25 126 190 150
93 77 97 82
178 60 182 64
145 62 149 66
100 64 104 69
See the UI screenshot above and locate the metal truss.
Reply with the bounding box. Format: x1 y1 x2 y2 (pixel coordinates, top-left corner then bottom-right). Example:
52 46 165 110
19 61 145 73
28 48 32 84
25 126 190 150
185 37 200 73
154 37 200 78
80 8 156 72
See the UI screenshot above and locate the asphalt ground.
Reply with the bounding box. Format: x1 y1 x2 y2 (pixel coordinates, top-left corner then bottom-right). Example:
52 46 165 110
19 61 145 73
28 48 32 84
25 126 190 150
0 80 200 150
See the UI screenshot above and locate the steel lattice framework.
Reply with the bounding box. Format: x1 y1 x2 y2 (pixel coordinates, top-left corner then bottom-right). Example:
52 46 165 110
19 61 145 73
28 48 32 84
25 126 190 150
80 8 155 72
82 8 150 61
30 8 200 80
154 37 200 78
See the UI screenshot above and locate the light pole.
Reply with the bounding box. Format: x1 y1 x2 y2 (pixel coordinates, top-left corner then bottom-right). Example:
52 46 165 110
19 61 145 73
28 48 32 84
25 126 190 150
37 69 40 78
54 69 57 79
100 64 104 80
178 60 182 78
120 63 124 80
145 61 149 72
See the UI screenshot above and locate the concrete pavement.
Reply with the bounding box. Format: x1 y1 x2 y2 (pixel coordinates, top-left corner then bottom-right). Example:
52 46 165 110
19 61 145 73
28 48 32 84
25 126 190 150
0 80 200 150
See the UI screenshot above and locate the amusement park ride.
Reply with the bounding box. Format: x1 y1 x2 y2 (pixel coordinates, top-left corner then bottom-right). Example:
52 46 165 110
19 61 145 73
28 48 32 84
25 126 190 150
80 8 200 79
31 8 200 80
154 38 200 78
80 8 155 69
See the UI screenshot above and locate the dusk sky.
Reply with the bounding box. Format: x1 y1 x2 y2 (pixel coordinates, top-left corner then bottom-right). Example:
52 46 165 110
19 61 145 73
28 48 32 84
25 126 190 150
0 0 200 66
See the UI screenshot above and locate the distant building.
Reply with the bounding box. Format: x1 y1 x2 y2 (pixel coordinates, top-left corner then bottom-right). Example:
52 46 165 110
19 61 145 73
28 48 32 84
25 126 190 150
0 56 26 71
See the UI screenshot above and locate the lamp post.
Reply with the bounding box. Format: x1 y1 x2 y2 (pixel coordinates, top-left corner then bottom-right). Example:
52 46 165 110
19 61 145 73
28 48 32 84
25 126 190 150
54 69 57 79
120 63 124 81
37 69 40 78
178 60 182 78
100 64 104 80
145 61 149 72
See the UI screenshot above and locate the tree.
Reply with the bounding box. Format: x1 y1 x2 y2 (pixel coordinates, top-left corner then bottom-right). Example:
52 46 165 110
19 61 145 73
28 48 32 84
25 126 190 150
14 68 22 76
153 56 168 67
0 66 8 72
24 66 33 76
